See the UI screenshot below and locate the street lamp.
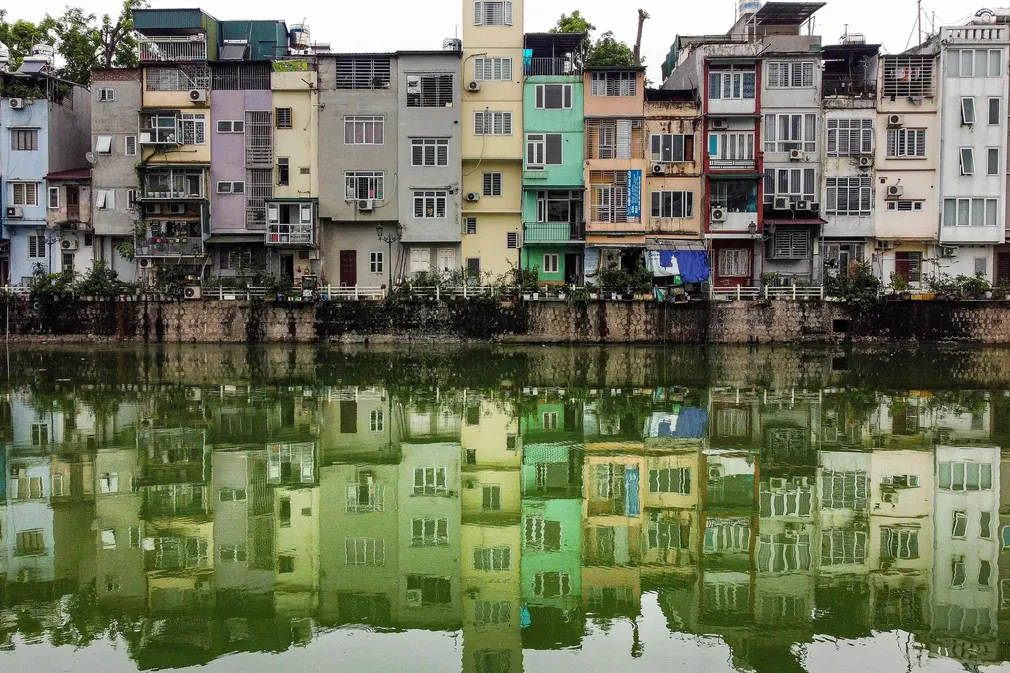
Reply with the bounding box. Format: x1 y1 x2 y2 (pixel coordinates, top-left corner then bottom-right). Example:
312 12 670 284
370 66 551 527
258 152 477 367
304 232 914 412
376 223 403 288
36 226 58 274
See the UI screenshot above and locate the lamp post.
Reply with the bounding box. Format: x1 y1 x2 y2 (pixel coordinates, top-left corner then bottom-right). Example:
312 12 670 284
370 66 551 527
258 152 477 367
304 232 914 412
37 226 58 274
376 223 403 288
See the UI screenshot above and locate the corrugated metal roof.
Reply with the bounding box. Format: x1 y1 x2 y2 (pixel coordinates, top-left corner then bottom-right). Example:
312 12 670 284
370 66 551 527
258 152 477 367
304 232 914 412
46 168 91 180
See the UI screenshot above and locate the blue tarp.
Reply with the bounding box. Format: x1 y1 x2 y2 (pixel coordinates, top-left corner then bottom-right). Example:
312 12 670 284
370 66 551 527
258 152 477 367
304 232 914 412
672 251 710 283
625 468 640 516
674 407 709 438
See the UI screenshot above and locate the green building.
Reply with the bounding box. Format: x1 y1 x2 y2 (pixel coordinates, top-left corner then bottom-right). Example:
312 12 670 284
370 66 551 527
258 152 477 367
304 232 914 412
521 33 587 285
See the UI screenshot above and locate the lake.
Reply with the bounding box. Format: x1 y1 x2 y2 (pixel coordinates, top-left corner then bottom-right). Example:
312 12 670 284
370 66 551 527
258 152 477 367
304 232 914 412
0 344 1008 672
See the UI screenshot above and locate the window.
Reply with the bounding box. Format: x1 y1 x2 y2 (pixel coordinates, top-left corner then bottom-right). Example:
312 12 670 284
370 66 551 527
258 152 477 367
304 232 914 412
886 200 924 212
770 229 811 259
27 235 45 259
980 559 992 587
651 134 694 162
882 55 934 96
951 557 967 588
369 251 384 274
345 171 385 200
336 57 391 89
981 511 992 539
10 129 37 151
894 251 922 283
101 529 117 549
129 527 140 548
412 138 449 166
474 57 513 81
474 600 511 625
820 529 867 565
821 471 869 510
962 97 977 125
506 231 519 249
525 133 563 167
95 189 116 210
345 538 384 566
880 527 919 560
535 83 573 109
406 575 451 606
411 518 448 546
825 177 872 216
220 544 248 563
650 191 694 218
406 74 454 107
591 70 637 97
535 190 582 223
482 172 502 196
708 131 754 162
47 187 59 209
543 254 559 273
482 484 502 510
764 113 817 153
278 555 295 573
708 68 756 100
275 107 292 129
467 257 481 278
764 167 817 203
886 128 927 158
1004 526 1010 548
217 119 244 133
826 118 873 156
413 467 447 495
474 110 512 135
125 135 137 156
989 148 1000 176
219 487 247 501
181 113 206 145
649 468 691 494
344 116 384 145
97 87 115 101
473 0 514 25
100 473 119 494
465 218 477 235
938 461 994 490
277 157 290 186
990 97 1002 125
127 189 137 208
95 135 113 154
960 148 975 175
952 511 968 538
413 190 447 218
949 48 1003 77
718 248 750 277
12 182 38 206
473 546 511 571
767 61 814 87
216 181 245 194
943 198 998 227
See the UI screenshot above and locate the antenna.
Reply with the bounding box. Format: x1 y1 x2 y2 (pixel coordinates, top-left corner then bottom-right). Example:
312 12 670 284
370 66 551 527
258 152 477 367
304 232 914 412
917 0 922 46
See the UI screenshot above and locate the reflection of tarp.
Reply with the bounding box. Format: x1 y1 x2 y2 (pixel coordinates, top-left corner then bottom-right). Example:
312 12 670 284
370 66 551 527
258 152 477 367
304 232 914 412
646 407 708 438
523 443 573 465
625 468 640 516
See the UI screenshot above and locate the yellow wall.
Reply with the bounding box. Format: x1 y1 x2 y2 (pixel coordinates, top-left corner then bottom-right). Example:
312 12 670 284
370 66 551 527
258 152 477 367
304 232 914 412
461 212 520 278
462 158 522 278
272 71 319 200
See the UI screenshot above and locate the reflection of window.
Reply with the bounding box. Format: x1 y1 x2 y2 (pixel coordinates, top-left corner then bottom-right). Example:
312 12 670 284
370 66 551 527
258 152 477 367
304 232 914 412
648 512 691 550
15 529 45 556
474 600 511 625
979 559 992 586
220 544 247 562
939 462 994 491
757 532 811 571
880 526 919 560
474 650 511 673
405 574 451 606
820 529 866 565
346 472 384 513
30 423 49 445
369 409 384 432
414 467 447 495
278 555 295 573
101 529 117 549
100 473 119 494
715 407 748 436
952 511 968 538
951 556 967 588
473 546 511 571
524 516 562 551
411 518 448 546
649 468 691 494
704 518 751 553
542 411 558 430
482 484 501 510
820 471 868 510
345 537 384 566
981 511 992 539
534 571 571 597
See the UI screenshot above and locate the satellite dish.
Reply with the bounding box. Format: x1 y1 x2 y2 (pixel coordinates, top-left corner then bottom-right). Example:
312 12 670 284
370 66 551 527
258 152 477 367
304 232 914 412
85 151 98 164
129 208 140 222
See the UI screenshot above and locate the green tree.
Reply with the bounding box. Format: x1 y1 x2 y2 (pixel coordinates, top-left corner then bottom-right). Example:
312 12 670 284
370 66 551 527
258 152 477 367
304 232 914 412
551 10 595 35
587 31 635 67
50 7 101 85
0 11 57 71
100 0 144 69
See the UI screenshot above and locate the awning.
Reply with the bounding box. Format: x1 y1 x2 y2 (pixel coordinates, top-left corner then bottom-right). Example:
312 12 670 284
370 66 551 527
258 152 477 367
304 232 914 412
202 235 262 246
764 218 827 226
586 242 646 249
705 233 756 240
646 239 705 251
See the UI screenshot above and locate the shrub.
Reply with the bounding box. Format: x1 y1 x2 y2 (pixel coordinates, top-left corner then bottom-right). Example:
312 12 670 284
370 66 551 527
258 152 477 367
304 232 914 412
824 262 881 310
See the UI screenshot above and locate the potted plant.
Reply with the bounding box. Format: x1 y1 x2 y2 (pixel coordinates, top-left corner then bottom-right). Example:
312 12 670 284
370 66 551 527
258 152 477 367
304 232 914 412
889 271 911 300
962 272 991 300
994 282 1010 300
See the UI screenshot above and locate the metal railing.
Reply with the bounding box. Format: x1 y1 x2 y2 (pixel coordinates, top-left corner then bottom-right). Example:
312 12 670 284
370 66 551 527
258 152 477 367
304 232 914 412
135 240 204 257
822 75 876 98
709 158 757 170
525 57 583 77
523 222 585 244
138 36 208 63
710 285 825 301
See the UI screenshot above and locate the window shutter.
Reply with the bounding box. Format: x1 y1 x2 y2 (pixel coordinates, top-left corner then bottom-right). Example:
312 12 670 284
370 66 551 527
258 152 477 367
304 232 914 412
233 182 245 194
564 85 572 108
473 0 482 24
502 112 512 135
536 85 544 108
267 203 279 224
503 58 512 80
915 130 926 156
474 112 484 135
300 203 312 223
616 120 632 159
483 173 492 195
412 143 423 165
651 191 660 217
106 190 115 210
505 0 513 25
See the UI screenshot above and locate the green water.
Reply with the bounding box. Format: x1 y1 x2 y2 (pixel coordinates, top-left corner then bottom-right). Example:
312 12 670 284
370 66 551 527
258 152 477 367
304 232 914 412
0 344 1009 672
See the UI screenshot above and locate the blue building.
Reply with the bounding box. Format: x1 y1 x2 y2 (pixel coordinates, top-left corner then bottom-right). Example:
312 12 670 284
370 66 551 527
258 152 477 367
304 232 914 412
0 49 92 285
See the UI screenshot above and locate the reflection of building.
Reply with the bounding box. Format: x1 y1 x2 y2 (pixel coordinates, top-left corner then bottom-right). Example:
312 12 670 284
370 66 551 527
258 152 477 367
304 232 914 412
270 442 319 615
95 446 146 610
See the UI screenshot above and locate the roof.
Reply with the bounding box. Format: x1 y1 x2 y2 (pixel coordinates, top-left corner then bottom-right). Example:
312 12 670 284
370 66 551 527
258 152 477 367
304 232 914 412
585 65 647 72
646 87 695 102
205 234 263 244
46 168 91 181
821 44 881 60
395 50 462 58
752 1 825 26
524 32 586 52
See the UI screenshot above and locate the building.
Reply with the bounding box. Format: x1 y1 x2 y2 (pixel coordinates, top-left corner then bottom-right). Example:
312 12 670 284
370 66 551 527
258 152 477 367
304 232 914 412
44 168 92 276
1 49 91 285
520 32 586 285
461 0 525 280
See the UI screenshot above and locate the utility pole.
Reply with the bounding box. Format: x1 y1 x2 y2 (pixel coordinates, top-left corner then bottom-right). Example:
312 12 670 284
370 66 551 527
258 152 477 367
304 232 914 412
917 0 922 46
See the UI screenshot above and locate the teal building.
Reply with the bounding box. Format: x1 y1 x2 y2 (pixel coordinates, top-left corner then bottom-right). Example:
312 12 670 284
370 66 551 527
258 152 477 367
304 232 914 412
520 33 587 285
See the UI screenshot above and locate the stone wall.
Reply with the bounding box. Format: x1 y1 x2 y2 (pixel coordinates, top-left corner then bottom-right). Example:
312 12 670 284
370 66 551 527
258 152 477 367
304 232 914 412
10 296 1010 344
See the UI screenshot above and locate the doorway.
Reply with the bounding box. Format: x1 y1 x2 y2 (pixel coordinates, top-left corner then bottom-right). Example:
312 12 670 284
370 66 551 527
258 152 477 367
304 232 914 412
437 248 456 273
62 252 74 276
997 252 1010 286
281 254 295 282
564 253 581 285
0 257 8 286
340 250 357 286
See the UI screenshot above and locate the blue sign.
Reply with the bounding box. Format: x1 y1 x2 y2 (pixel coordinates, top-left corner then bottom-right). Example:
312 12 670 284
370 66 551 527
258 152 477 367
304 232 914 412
627 170 641 218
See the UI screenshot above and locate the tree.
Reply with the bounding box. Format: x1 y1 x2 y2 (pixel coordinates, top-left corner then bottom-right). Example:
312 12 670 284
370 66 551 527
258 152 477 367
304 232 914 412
587 31 635 67
551 10 595 36
0 11 57 72
50 7 100 85
100 0 144 69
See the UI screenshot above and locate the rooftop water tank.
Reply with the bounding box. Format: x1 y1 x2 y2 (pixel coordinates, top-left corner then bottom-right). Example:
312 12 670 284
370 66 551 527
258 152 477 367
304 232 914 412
289 24 311 50
443 37 462 52
739 0 763 17
25 44 55 63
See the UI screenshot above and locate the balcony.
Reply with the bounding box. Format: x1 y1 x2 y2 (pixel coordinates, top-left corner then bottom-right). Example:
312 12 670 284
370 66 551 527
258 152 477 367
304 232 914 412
141 168 206 200
709 158 757 171
523 221 585 244
525 57 583 77
266 202 315 246
139 35 207 63
136 238 204 258
266 223 313 246
822 74 876 99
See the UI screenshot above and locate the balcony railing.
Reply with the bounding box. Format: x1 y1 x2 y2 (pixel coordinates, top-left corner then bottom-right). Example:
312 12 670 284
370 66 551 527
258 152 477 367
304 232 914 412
136 239 204 257
709 158 757 170
266 223 313 246
822 74 876 98
139 36 208 63
589 204 640 225
525 57 583 77
523 221 585 244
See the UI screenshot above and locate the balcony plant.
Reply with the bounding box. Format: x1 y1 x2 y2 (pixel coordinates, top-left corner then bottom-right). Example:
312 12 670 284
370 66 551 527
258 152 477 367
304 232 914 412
961 273 992 300
994 282 1010 300
888 271 911 300
823 261 881 310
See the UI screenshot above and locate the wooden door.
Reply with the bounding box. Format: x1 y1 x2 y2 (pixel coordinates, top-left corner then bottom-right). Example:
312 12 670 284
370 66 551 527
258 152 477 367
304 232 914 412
997 253 1010 285
340 250 357 287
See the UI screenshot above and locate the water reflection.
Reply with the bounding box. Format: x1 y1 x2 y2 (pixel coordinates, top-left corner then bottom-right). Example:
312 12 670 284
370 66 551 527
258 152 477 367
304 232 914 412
1 346 1010 670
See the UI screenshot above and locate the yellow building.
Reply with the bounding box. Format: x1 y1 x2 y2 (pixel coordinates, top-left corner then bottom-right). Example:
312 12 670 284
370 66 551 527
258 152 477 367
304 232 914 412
461 0 525 279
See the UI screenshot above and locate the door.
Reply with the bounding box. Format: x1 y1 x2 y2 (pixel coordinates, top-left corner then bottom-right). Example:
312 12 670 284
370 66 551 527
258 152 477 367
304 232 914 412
436 248 455 273
998 253 1010 286
340 250 357 286
281 254 295 281
0 257 8 286
62 253 74 276
564 253 581 285
410 248 431 274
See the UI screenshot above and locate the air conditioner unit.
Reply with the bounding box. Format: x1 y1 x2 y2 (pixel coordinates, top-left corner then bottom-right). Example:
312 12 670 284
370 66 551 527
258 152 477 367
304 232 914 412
940 245 958 257
773 196 791 210
652 163 667 175
874 239 893 251
881 475 893 485
938 429 954 443
9 98 24 110
711 207 727 222
357 199 374 211
881 491 897 504
188 88 208 103
769 478 785 489
887 114 904 127
465 479 477 489
789 149 804 160
140 132 154 144
467 80 481 92
184 286 202 300
406 589 422 607
796 200 813 211
5 206 23 218
145 204 162 215
708 465 724 480
858 156 873 168
61 238 79 251
139 258 150 268
711 118 729 130
886 185 904 198
168 204 186 215
465 192 481 202
185 387 202 401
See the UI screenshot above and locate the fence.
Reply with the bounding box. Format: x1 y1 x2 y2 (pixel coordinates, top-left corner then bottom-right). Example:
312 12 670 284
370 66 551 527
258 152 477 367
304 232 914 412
710 285 825 301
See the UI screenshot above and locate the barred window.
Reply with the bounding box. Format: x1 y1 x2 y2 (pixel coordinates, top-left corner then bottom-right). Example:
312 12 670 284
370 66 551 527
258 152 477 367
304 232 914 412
826 118 873 157
345 171 384 200
336 57 391 89
344 116 384 145
590 71 637 97
414 190 447 219
474 57 512 81
770 228 811 259
406 74 453 107
473 0 513 25
411 138 448 166
474 111 512 135
10 129 37 151
826 176 872 216
767 61 815 88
